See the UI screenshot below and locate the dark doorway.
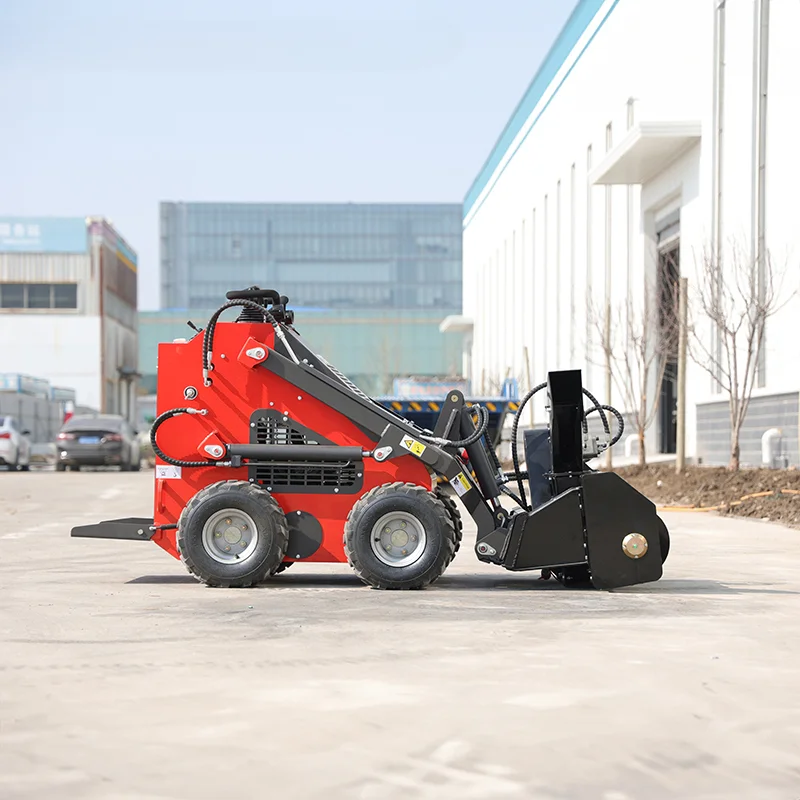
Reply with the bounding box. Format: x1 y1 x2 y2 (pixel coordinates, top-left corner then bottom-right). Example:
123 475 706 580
659 359 678 453
656 218 680 454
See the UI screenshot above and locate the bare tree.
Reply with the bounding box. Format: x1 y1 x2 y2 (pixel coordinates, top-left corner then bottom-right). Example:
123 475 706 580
689 240 792 470
589 278 679 467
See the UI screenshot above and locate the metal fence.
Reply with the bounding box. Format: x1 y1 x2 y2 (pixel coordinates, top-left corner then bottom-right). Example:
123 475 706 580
0 393 71 443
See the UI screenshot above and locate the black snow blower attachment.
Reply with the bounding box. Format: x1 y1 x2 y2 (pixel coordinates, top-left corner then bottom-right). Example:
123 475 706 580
472 369 669 589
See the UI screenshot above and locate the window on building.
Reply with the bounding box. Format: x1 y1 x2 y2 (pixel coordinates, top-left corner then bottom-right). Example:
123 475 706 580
0 284 24 308
28 284 51 309
54 284 78 308
0 283 79 310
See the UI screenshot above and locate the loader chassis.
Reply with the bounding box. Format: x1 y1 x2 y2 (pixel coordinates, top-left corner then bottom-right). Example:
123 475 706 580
72 287 669 591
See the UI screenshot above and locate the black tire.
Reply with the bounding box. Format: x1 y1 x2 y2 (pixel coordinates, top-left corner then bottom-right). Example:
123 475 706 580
177 480 289 588
271 561 293 575
657 515 670 563
131 458 141 472
436 489 463 562
56 463 66 472
344 481 457 590
19 462 30 472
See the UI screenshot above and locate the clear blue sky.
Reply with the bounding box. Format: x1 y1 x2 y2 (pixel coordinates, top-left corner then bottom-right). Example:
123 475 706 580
1 0 573 309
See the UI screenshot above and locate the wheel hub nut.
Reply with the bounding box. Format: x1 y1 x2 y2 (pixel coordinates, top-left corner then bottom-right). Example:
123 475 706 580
622 533 648 559
390 530 410 547
223 527 243 544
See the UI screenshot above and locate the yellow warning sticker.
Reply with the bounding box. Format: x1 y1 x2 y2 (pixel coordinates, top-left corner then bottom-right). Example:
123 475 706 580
400 436 427 457
450 472 472 497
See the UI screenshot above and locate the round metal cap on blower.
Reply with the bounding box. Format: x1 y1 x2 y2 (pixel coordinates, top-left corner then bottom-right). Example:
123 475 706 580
622 533 648 559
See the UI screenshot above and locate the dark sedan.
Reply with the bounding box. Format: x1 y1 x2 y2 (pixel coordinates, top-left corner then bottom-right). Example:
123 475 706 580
56 415 141 472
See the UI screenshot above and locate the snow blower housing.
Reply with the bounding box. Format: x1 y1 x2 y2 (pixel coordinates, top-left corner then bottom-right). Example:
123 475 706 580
72 287 669 590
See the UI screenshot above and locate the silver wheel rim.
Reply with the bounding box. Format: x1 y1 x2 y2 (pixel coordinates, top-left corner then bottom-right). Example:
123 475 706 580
201 508 259 565
370 511 427 567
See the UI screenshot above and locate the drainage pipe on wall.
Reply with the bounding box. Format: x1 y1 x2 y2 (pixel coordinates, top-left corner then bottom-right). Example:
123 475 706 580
762 427 782 468
711 1 727 391
711 0 726 263
624 434 639 459
752 0 770 386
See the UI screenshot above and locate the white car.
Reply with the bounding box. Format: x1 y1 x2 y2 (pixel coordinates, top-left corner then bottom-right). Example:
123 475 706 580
0 416 32 471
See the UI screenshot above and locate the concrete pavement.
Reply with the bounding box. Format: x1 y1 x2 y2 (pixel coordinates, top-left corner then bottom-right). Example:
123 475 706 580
1 470 799 799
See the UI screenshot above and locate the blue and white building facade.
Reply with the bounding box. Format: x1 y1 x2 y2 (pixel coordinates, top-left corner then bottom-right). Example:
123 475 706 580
0 217 139 418
462 0 800 466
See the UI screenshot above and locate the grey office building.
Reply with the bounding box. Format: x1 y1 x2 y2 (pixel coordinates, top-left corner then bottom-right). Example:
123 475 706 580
160 202 462 311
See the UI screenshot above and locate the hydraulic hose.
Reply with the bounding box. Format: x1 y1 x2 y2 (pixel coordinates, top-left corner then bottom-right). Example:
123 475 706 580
202 300 273 386
420 404 490 448
510 382 547 510
584 403 625 447
581 387 609 435
509 382 621 510
150 407 221 468
201 299 301 387
500 483 527 509
485 426 505 477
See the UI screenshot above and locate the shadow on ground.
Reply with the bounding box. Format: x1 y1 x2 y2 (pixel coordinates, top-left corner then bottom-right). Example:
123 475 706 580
126 573 798 596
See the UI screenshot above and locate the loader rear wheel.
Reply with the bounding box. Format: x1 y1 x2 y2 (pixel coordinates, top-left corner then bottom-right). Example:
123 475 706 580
177 481 289 588
344 482 457 590
436 490 463 562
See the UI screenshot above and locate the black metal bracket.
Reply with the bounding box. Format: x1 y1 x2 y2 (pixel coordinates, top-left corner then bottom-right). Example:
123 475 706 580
71 518 156 541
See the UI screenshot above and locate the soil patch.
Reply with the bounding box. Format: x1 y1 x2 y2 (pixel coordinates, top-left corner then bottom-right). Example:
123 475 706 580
612 464 800 529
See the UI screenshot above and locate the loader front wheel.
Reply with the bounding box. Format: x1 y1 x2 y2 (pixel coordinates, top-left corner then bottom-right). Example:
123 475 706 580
177 481 289 588
344 482 457 590
436 489 463 562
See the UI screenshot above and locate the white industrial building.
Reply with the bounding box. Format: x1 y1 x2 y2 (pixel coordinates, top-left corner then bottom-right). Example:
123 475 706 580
460 0 800 466
0 217 139 420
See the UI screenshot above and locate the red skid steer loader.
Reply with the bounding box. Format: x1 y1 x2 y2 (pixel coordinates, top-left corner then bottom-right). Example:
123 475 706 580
72 287 669 590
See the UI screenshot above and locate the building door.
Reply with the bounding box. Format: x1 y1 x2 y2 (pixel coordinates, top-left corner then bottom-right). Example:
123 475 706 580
656 215 680 454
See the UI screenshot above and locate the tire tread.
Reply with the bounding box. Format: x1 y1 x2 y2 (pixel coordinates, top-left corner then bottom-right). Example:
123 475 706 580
343 481 456 590
177 480 289 588
436 490 463 563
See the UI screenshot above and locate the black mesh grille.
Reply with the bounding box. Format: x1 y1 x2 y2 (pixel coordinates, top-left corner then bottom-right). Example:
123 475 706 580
250 413 360 493
256 417 314 447
252 461 359 489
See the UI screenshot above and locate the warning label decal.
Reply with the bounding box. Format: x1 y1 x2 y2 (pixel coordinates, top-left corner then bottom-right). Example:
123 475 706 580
450 472 472 497
399 436 427 457
156 465 182 480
